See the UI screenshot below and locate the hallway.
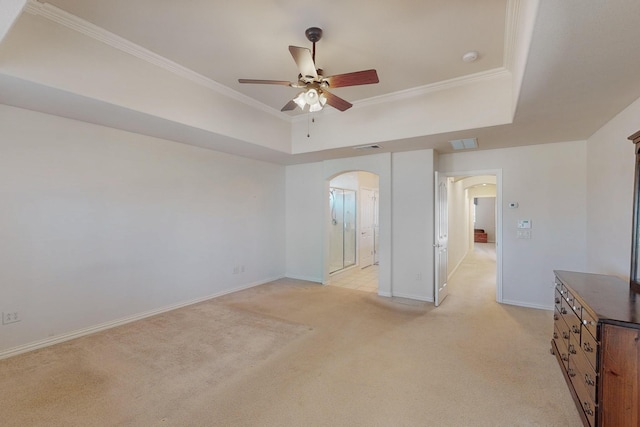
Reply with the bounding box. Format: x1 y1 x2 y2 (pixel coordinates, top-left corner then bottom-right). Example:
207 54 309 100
447 242 497 304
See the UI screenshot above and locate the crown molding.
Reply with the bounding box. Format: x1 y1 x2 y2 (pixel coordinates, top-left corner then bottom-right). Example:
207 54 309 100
23 0 290 122
503 0 520 71
290 67 511 124
23 0 519 125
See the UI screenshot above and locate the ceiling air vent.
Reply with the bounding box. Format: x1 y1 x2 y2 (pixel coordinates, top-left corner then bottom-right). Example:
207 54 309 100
353 144 381 151
449 138 478 150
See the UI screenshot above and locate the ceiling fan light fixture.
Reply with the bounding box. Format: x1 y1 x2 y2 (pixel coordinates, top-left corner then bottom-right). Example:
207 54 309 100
304 88 320 105
319 92 327 106
293 92 307 109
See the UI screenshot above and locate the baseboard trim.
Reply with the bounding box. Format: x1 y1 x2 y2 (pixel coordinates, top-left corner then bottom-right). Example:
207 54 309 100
391 292 434 303
447 250 467 281
501 299 553 311
0 276 283 360
284 274 323 284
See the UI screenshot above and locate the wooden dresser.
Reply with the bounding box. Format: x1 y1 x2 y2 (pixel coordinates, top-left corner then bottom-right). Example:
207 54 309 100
551 270 640 426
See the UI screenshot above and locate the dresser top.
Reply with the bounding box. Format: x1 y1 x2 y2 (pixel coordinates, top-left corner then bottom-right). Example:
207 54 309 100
555 270 640 326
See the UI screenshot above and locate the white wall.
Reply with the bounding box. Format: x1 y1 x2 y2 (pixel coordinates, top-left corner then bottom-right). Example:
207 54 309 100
586 96 640 279
447 179 470 277
392 150 436 301
439 141 588 309
285 150 434 301
0 105 286 355
285 162 325 282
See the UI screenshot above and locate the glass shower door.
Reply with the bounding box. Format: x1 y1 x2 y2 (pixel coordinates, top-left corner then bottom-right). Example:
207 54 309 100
329 188 357 274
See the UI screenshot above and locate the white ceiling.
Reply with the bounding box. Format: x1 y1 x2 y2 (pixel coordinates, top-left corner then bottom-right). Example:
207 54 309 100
1 0 640 164
44 0 507 112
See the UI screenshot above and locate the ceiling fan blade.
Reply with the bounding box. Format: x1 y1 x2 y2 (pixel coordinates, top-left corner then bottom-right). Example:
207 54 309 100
281 99 298 111
238 79 293 86
324 69 379 88
323 90 353 111
289 46 318 81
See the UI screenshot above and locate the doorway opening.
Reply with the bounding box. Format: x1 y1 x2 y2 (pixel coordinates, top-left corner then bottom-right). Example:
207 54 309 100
437 172 502 303
327 171 380 293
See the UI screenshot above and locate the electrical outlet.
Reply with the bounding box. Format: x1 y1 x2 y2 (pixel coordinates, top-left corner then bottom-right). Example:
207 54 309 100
2 311 21 325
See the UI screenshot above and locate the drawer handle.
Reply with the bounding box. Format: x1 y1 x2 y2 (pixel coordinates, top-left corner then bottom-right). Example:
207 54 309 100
561 307 568 315
572 325 580 334
562 331 570 340
583 402 594 416
554 314 559 321
553 332 558 339
568 344 577 355
583 342 594 353
582 319 595 326
561 353 569 362
568 368 576 377
585 373 595 386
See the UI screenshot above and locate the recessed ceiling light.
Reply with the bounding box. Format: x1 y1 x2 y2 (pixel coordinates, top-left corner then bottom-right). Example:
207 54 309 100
462 51 479 62
449 138 478 150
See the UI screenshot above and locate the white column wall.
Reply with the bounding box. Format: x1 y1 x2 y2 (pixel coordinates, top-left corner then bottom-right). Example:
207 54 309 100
391 150 436 301
285 162 325 282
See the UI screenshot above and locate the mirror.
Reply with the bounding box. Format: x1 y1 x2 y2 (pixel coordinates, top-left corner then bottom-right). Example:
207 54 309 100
629 130 640 293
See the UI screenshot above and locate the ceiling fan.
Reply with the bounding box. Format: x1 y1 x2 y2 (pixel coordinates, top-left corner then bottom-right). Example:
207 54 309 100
238 27 379 113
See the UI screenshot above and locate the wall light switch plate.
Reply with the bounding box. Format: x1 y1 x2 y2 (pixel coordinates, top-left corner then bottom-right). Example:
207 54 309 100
517 219 531 229
517 230 532 239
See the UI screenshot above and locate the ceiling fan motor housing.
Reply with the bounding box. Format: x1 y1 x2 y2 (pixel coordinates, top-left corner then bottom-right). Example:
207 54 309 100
238 26 378 112
305 27 323 43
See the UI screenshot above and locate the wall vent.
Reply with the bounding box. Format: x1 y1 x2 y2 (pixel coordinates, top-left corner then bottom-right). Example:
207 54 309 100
353 144 381 150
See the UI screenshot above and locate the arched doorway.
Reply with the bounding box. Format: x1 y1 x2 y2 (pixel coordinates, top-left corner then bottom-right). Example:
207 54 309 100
321 153 392 297
327 171 379 292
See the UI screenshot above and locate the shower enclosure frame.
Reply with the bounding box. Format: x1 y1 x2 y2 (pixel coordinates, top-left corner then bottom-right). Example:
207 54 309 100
329 187 357 274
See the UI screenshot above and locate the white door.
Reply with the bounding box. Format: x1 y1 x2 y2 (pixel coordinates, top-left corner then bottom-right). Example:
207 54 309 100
359 188 376 268
434 172 449 306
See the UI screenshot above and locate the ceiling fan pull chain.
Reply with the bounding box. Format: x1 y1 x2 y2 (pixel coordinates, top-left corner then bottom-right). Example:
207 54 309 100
307 114 316 138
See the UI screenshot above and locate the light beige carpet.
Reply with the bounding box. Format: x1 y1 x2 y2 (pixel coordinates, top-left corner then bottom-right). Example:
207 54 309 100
1 245 581 426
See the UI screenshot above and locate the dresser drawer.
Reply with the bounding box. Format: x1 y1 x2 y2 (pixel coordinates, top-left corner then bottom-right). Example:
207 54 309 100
582 309 598 340
555 307 571 344
563 287 582 317
554 322 570 369
580 327 598 370
567 311 582 336
555 290 564 315
571 338 597 403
